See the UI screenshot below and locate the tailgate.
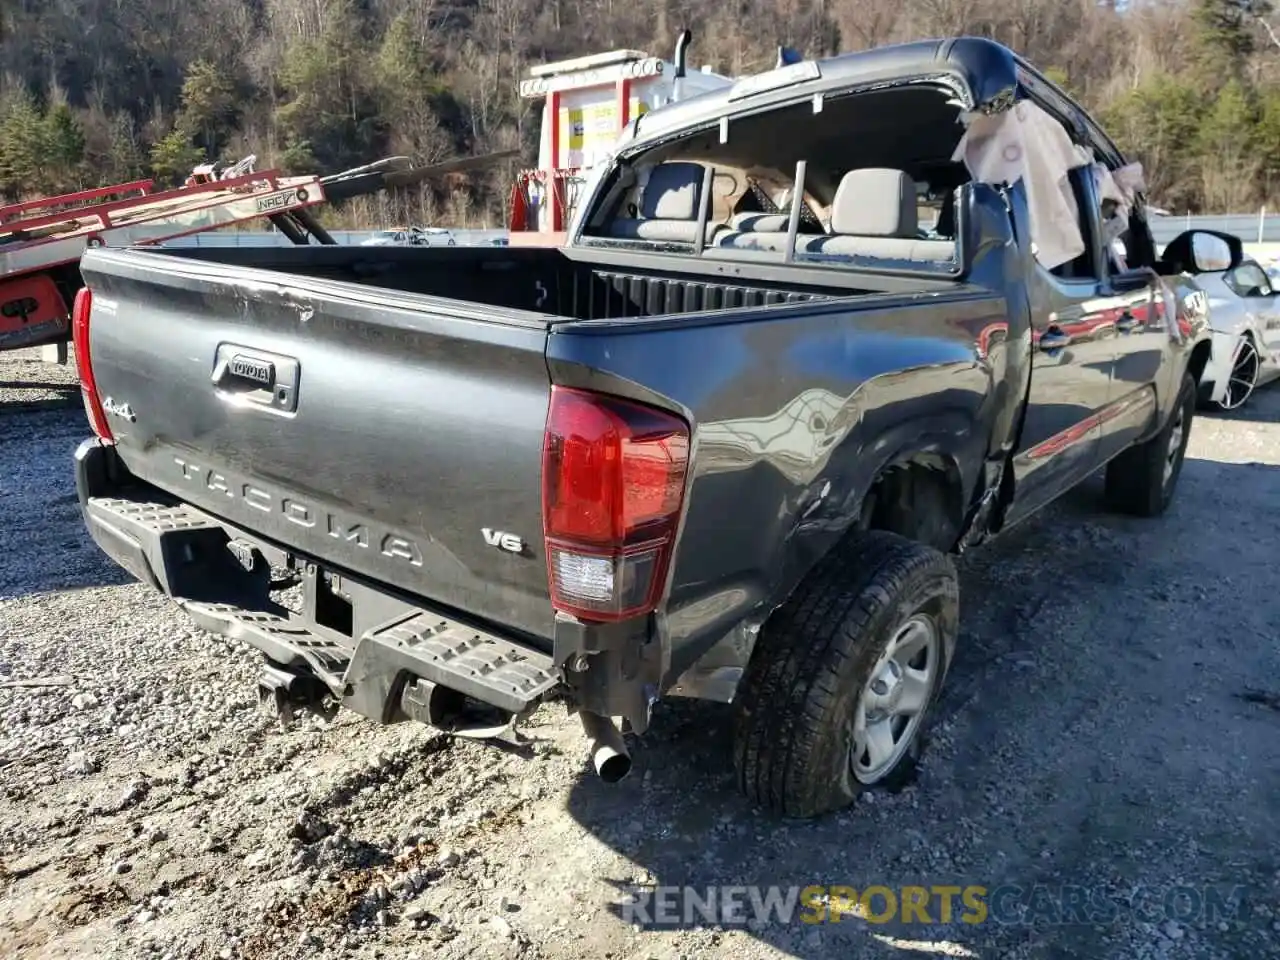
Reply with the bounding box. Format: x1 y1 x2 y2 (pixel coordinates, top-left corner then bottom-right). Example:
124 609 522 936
80 249 556 641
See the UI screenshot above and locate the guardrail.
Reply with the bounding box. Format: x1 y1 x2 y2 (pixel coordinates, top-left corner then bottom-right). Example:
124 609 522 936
1149 211 1280 245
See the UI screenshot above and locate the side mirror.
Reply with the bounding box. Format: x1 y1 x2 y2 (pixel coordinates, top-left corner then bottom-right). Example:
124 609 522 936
1162 229 1242 274
1190 232 1234 271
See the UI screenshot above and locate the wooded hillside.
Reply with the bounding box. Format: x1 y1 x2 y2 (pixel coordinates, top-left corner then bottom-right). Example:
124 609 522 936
2 0 1280 225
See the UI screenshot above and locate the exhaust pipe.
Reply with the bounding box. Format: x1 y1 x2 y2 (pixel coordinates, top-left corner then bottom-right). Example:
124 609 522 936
672 29 692 103
579 711 632 783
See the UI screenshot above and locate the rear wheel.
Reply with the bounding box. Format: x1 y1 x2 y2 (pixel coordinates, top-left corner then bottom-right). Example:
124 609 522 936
732 530 958 818
1104 370 1195 517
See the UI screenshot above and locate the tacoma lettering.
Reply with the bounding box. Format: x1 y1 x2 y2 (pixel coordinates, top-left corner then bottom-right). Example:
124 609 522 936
169 455 421 566
328 518 369 549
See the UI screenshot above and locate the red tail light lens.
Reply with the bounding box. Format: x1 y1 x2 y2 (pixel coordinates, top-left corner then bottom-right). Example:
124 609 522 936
72 287 114 442
542 386 690 622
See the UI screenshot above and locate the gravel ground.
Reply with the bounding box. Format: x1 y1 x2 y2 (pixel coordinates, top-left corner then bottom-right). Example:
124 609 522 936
2 344 1278 960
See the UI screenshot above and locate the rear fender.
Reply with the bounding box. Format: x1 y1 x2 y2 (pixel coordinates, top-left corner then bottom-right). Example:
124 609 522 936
666 399 989 702
766 405 986 599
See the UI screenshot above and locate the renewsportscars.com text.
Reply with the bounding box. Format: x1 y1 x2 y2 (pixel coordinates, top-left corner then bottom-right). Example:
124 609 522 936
619 883 1252 928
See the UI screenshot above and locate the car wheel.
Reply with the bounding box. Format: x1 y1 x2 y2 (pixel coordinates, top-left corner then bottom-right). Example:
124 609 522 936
732 530 958 818
1104 369 1196 517
1214 335 1260 411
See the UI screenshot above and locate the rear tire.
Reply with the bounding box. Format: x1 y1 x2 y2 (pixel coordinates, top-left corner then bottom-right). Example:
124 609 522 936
732 530 959 818
1104 370 1195 517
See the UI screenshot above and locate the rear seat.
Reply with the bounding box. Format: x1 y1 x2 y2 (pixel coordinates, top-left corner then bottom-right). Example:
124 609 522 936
606 162 722 244
714 168 955 263
727 212 791 233
799 169 955 262
714 194 822 251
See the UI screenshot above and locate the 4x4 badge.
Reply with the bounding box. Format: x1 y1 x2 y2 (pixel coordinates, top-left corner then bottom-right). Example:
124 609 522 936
102 397 136 422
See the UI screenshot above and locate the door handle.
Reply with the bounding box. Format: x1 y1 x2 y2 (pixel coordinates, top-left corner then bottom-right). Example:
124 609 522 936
1038 328 1071 351
210 344 300 414
1115 311 1138 333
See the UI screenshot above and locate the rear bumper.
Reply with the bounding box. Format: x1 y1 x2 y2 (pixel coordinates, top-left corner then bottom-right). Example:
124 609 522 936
74 438 560 724
1198 329 1240 406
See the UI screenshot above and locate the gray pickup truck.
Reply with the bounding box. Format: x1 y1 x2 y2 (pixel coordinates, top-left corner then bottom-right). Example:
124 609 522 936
72 38 1235 818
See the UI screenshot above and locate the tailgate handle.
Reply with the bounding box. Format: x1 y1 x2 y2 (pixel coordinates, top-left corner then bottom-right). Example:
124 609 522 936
211 344 300 415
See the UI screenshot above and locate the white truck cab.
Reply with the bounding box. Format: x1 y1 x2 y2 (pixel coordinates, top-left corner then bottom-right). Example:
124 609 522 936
508 34 735 244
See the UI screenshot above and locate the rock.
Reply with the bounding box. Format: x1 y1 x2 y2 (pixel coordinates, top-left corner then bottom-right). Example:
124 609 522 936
65 751 97 775
274 875 309 895
488 916 514 939
403 901 434 923
244 849 270 870
72 693 98 710
1162 920 1184 940
109 860 133 876
436 848 460 868
147 828 168 845
118 781 148 809
136 910 155 923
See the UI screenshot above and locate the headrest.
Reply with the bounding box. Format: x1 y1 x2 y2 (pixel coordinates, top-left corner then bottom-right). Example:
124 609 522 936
830 168 918 237
640 162 705 221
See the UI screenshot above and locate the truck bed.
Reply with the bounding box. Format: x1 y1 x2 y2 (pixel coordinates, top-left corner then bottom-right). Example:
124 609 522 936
162 244 948 322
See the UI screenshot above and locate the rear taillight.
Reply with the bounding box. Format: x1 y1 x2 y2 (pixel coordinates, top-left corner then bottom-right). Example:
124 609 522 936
72 287 114 442
542 386 690 622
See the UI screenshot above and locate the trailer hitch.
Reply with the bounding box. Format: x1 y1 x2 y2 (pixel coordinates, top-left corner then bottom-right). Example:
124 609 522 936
257 661 339 731
399 677 523 745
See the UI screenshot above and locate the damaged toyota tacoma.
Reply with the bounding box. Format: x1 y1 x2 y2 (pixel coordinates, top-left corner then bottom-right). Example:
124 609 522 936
73 38 1234 817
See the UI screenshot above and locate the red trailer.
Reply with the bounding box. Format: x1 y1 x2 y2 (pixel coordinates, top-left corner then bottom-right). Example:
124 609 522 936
0 163 336 355
0 149 518 358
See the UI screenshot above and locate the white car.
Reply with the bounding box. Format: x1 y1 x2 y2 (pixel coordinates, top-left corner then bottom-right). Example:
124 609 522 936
1196 257 1280 410
360 226 457 248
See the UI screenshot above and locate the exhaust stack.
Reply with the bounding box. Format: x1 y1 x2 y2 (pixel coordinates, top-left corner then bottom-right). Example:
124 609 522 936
579 711 632 782
672 29 692 102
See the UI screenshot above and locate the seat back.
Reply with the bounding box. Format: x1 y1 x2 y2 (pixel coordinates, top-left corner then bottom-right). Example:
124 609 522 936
800 169 955 263
607 162 720 244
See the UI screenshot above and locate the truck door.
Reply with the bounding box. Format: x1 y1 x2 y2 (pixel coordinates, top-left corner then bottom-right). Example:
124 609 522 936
1087 178 1164 463
1005 170 1119 526
1096 272 1164 460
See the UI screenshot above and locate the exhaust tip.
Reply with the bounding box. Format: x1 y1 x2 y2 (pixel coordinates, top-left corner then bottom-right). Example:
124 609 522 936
595 748 632 783
580 710 633 783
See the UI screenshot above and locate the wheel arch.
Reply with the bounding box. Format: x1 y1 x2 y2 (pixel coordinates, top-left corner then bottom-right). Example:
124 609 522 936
1187 336 1214 389
857 447 971 554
